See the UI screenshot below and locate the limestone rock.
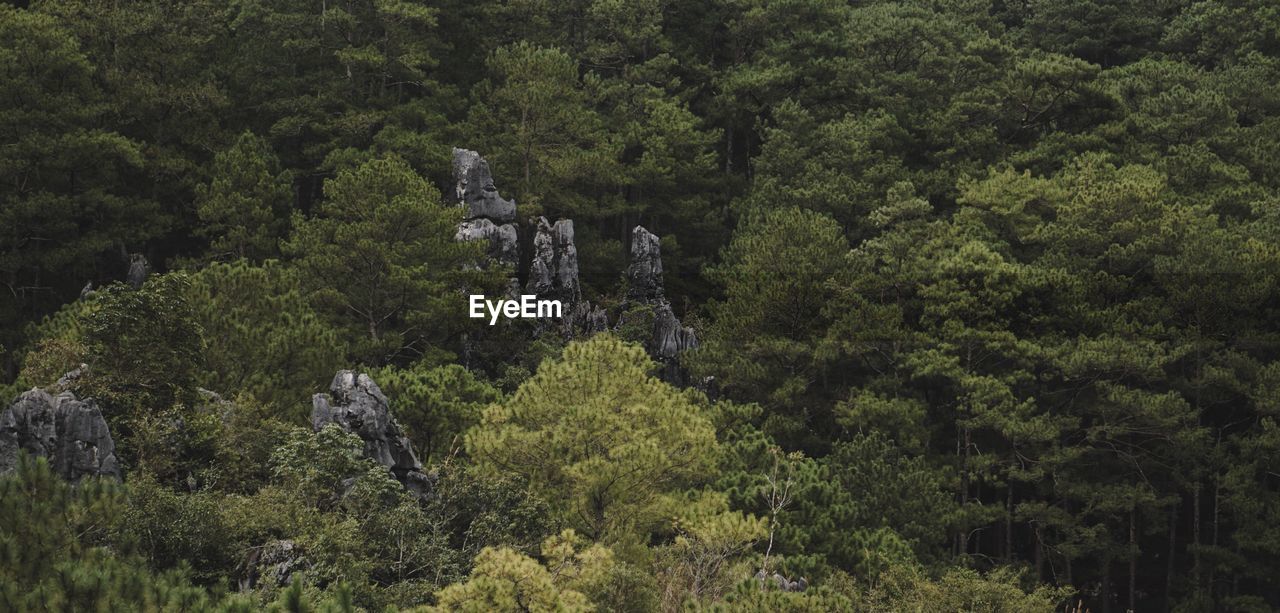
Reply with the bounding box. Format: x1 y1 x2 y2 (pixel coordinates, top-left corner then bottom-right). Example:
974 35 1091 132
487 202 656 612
652 304 699 360
627 226 664 302
56 364 88 390
0 388 120 482
239 539 310 591
311 371 433 498
127 253 150 289
526 217 580 304
753 569 808 592
565 301 610 336
453 147 516 223
456 218 519 268
620 225 700 384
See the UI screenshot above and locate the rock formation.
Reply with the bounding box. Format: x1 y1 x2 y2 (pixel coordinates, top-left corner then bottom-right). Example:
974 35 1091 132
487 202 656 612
127 253 150 289
754 569 808 592
0 388 120 482
526 217 581 304
453 148 521 301
652 304 699 360
455 218 519 268
447 149 697 368
621 226 699 383
311 371 433 500
627 226 664 302
239 540 309 591
453 148 516 223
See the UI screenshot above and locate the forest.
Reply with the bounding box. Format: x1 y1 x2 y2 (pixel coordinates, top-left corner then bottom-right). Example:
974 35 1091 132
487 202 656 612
2 0 1280 611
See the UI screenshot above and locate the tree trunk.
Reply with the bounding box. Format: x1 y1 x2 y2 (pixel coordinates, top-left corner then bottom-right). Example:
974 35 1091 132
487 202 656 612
1167 502 1177 613
1006 484 1014 562
1193 481 1202 584
1210 480 1220 597
724 125 734 174
1101 558 1112 613
1130 509 1137 612
958 427 971 556
1034 525 1044 582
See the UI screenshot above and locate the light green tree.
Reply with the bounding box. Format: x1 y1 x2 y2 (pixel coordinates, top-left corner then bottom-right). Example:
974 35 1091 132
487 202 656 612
467 335 719 541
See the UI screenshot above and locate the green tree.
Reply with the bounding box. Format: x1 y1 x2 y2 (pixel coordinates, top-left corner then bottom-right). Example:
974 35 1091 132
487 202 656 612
431 546 594 613
369 363 501 462
467 335 719 541
189 260 346 416
196 132 293 262
0 4 155 373
466 42 619 215
688 207 849 451
285 155 487 365
79 273 205 419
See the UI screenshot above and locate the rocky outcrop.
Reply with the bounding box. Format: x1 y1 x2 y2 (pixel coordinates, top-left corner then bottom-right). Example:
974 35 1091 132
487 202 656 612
453 147 521 304
453 148 516 223
0 388 120 482
565 301 610 336
653 304 698 360
447 149 697 371
311 371 433 500
56 364 89 390
622 226 699 384
627 226 664 302
239 540 310 591
754 570 808 592
526 217 581 304
455 218 519 268
127 253 150 289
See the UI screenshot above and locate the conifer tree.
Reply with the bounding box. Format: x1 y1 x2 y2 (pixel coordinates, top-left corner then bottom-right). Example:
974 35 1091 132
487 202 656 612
468 335 719 541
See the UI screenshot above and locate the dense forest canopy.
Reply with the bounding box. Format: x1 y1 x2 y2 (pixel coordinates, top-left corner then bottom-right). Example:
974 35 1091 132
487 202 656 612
3 0 1280 611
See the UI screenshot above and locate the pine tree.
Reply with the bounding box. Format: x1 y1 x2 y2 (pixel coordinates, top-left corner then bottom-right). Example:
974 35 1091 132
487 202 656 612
285 156 488 365
467 335 719 541
196 132 293 262
189 260 346 416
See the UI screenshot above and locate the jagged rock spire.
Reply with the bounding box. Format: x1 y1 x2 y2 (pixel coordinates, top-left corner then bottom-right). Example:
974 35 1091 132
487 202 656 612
453 147 516 223
627 226 664 302
127 253 150 289
526 217 580 304
0 388 120 482
311 371 433 500
620 225 699 385
453 148 521 298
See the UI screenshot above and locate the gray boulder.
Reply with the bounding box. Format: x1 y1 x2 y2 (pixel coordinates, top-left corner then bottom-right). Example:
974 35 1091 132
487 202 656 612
239 539 310 591
311 371 433 498
627 226 664 302
653 304 699 360
127 253 150 289
0 388 120 482
526 217 580 304
453 147 516 223
456 218 520 268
